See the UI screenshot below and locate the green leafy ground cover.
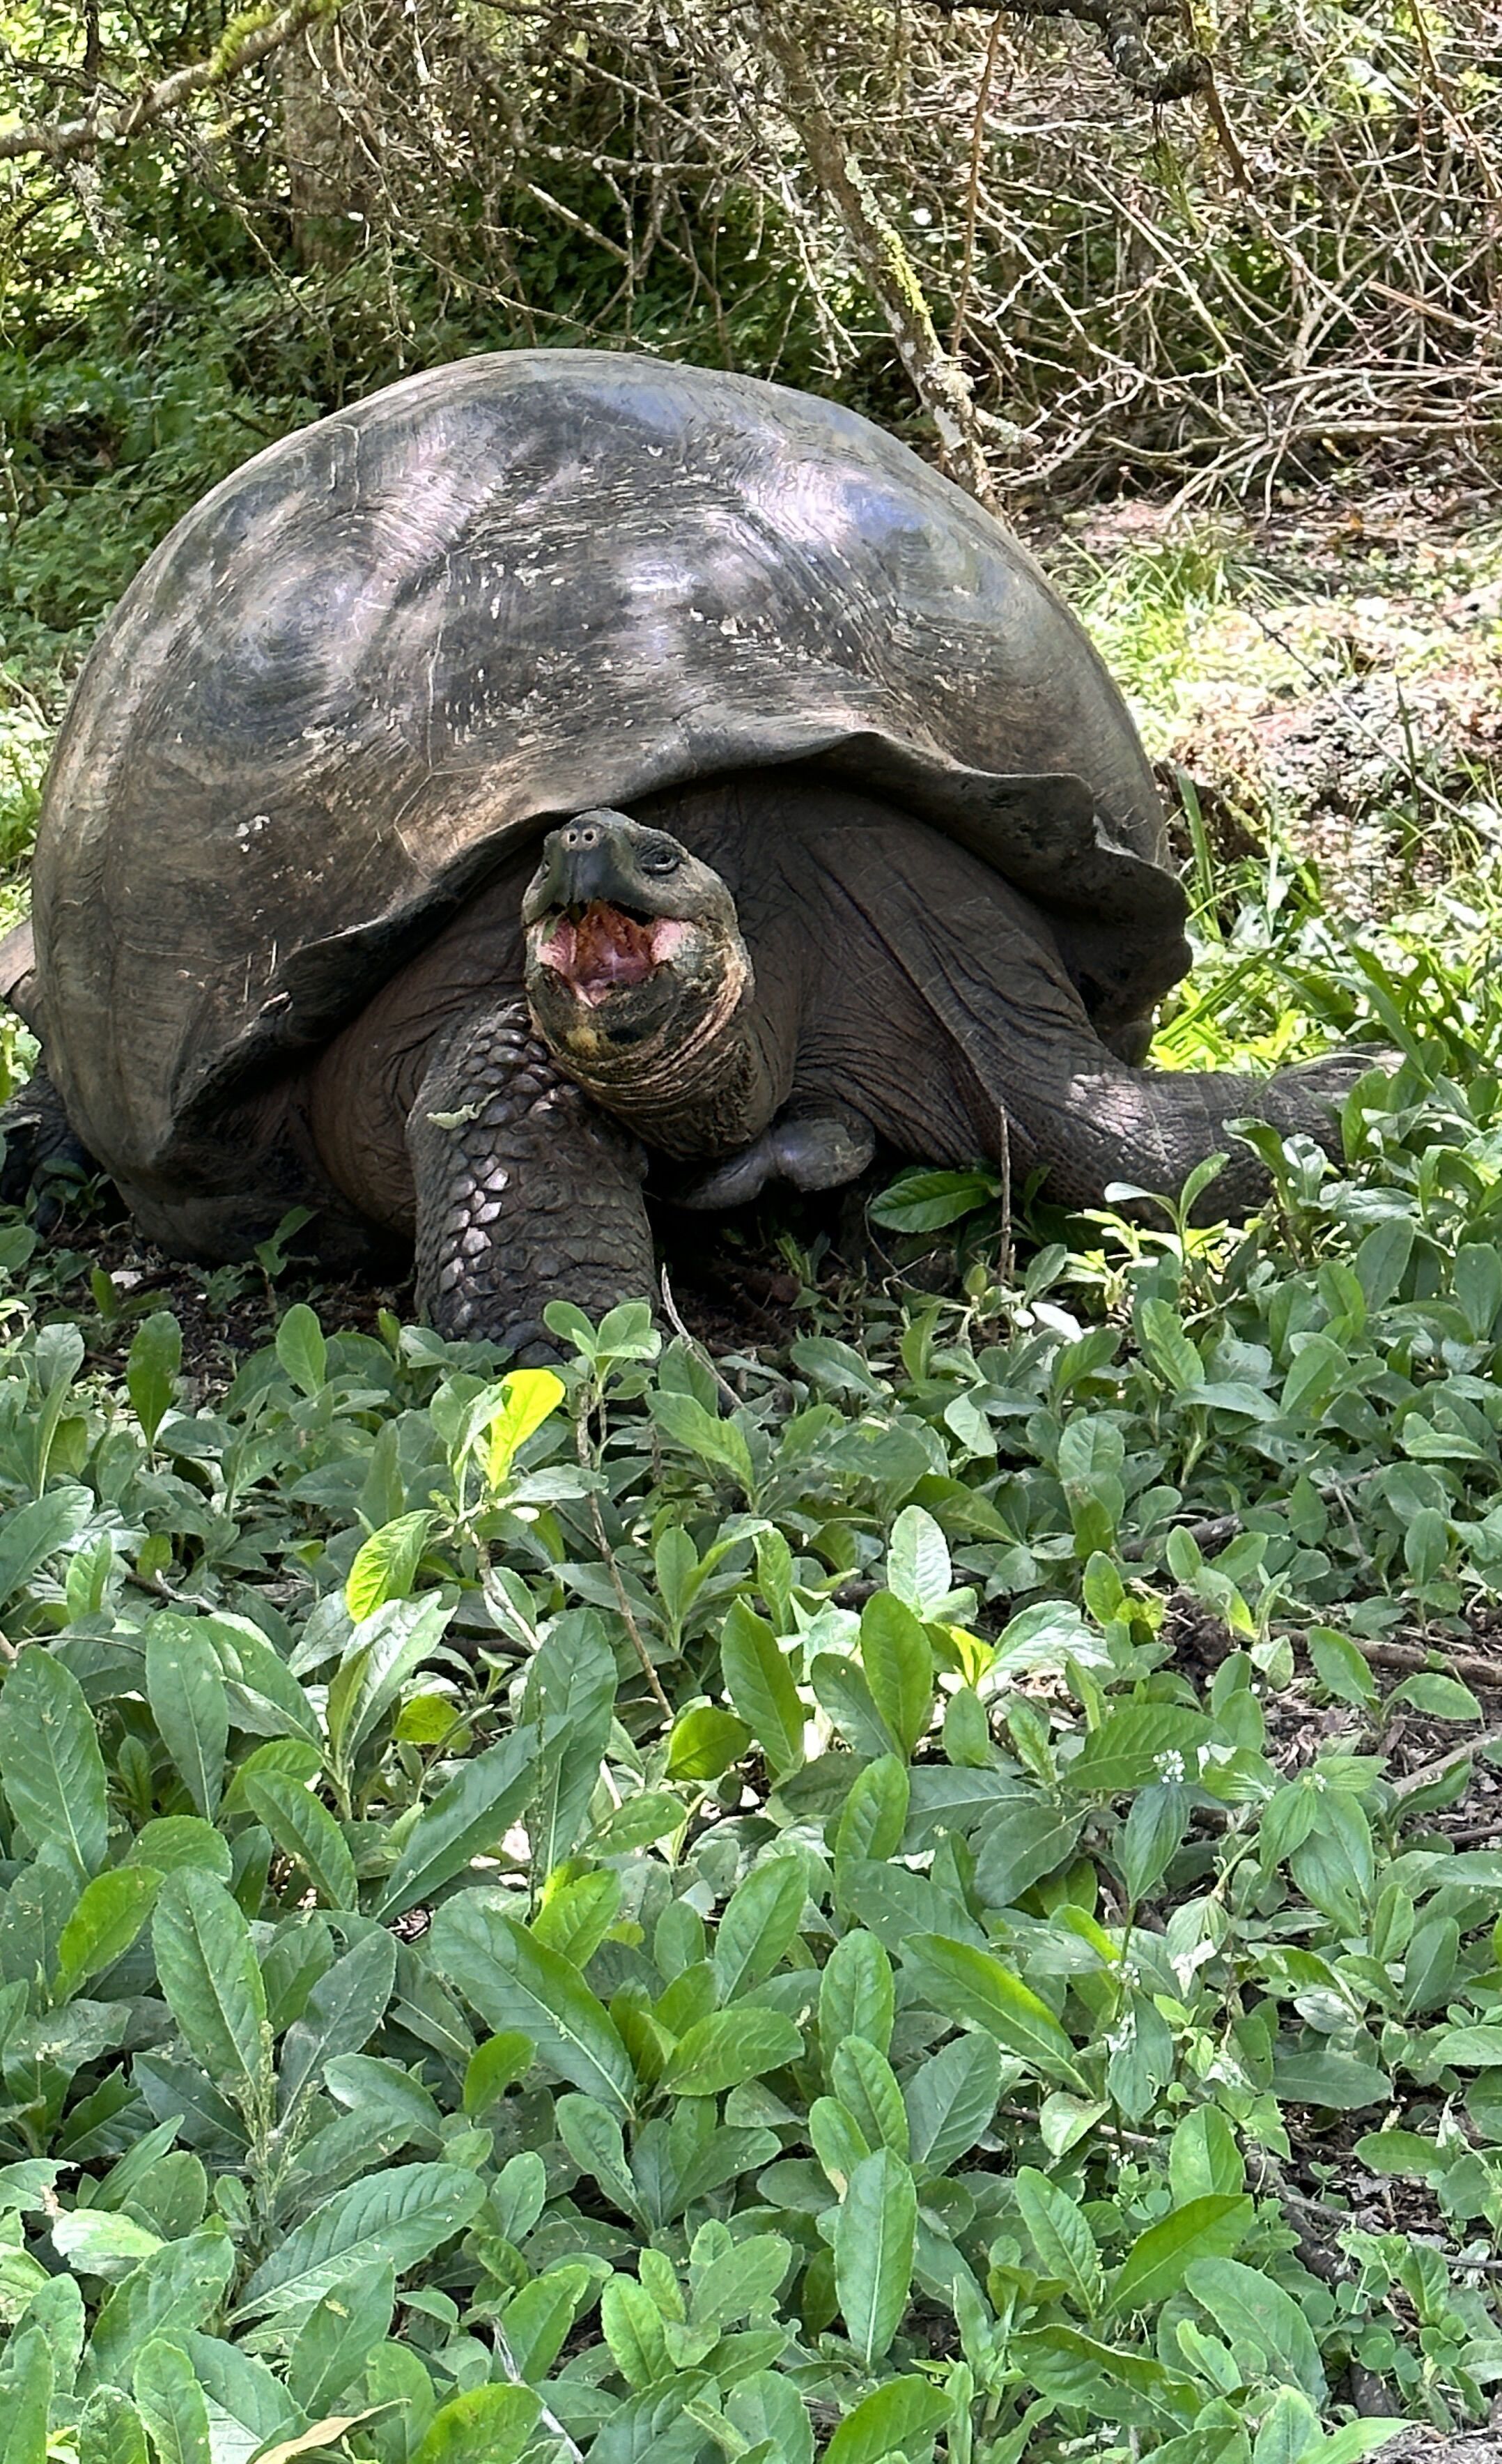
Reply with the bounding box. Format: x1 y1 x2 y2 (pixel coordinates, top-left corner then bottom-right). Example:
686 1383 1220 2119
3 988 1502 2458
6 395 1502 2459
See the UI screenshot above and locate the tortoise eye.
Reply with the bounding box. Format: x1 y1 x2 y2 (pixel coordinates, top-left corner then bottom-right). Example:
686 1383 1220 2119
640 845 682 876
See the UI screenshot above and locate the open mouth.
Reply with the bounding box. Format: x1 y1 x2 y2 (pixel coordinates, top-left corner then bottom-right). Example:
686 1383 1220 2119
534 900 689 1008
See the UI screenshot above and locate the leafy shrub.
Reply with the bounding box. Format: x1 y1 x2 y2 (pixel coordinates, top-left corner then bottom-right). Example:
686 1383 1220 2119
4 1032 1502 2451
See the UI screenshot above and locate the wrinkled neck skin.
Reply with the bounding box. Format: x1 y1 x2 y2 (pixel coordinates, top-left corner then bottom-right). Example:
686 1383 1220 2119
535 939 788 1162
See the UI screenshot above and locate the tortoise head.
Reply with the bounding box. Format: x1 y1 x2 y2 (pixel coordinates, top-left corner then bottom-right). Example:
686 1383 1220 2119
522 811 756 1137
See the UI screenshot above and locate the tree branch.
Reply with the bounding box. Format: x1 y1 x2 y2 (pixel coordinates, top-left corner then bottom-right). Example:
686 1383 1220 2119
0 0 343 167
756 1 1008 507
922 0 1211 105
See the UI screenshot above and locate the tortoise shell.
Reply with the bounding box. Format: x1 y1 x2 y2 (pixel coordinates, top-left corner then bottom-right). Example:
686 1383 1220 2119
25 350 1184 1187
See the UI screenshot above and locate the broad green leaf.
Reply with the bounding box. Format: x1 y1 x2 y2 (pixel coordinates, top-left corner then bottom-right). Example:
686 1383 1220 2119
235 2163 486 2318
904 1936 1084 2086
497 2265 592 2381
1069 1705 1211 1796
1170 2107 1244 2201
1015 2166 1104 2313
54 1868 162 2000
830 2036 908 2155
661 2006 803 2096
834 2148 918 2366
52 2209 164 2278
286 2256 395 2415
666 1705 752 1782
726 2372 816 2464
649 1389 756 1501
277 1929 398 2118
146 1616 229 1822
412 2385 541 2464
859 1592 934 1759
242 1771 357 1909
127 1311 182 1446
0 2325 52 2464
713 1856 807 2002
718 1601 804 1776
429 1894 635 2115
904 2031 1002 2170
86 2228 237 2386
823 2377 950 2464
1186 2255 1326 2401
345 1511 433 1622
1109 2195 1253 2315
523 1608 617 1876
275 1302 327 1398
885 1505 952 1618
602 2274 672 2389
131 2341 210 2464
820 1930 895 2059
0 1487 93 1612
376 1727 535 1922
75 2388 149 2464
150 1870 269 2109
973 1801 1083 1909
0 1645 109 1881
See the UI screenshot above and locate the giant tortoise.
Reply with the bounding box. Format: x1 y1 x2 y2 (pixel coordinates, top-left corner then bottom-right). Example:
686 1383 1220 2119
0 350 1370 1351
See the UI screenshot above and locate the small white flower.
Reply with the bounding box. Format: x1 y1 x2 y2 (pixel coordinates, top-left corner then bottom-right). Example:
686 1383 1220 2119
1156 1748 1186 1784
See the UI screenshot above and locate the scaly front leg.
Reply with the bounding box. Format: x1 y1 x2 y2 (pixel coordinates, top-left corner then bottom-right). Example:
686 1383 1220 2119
408 1001 656 1359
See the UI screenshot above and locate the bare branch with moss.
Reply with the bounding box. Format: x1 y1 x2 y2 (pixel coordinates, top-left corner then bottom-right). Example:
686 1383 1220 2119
0 0 345 166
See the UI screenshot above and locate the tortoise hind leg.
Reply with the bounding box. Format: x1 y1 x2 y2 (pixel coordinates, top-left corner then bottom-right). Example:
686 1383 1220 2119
408 1001 656 1360
0 1055 98 1227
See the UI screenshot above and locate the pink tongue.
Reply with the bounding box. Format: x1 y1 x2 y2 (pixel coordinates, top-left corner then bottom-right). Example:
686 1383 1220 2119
537 902 683 1007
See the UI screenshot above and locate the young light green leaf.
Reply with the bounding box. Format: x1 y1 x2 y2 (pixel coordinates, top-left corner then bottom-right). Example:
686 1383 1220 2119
666 1704 752 1782
480 1367 564 1489
150 1870 269 2109
428 1893 635 2116
1186 2254 1327 2402
242 1771 357 1909
833 2148 917 2366
649 1389 756 1501
1109 2194 1253 2315
146 1617 229 1822
0 1645 109 1882
345 1511 433 1623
